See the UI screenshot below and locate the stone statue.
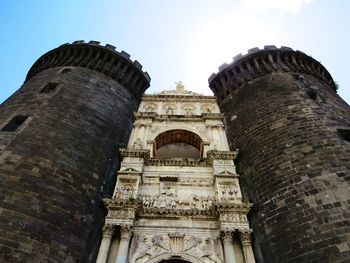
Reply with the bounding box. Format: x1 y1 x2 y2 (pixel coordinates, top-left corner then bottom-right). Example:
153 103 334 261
133 137 143 149
175 81 185 93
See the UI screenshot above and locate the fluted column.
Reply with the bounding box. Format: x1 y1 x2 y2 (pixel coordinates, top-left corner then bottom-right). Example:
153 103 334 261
96 225 116 263
239 229 256 263
221 231 237 263
115 225 133 263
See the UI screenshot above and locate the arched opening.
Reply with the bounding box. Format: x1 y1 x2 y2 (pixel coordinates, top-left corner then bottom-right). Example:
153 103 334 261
160 259 191 263
153 129 203 158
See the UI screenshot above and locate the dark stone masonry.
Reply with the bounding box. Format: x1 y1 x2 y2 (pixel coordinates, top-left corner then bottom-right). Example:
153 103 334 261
0 41 150 262
209 46 350 263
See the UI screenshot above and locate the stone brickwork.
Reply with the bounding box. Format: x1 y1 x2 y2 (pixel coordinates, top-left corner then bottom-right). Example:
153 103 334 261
0 41 150 262
209 46 350 262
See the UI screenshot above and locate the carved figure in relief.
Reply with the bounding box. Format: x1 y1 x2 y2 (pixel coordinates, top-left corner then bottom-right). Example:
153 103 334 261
141 194 215 211
220 184 238 201
182 104 195 115
133 138 143 149
220 212 248 223
142 195 154 208
201 196 213 210
130 234 152 263
115 184 135 199
165 105 175 115
160 183 176 197
145 103 157 112
200 237 223 263
201 103 215 113
151 235 170 252
183 236 202 256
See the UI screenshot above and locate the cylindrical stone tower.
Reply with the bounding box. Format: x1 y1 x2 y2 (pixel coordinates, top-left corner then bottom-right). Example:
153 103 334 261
0 41 150 262
209 46 350 263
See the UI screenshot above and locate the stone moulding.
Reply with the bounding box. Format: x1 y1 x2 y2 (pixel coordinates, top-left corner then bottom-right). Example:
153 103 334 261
142 94 216 101
118 149 239 167
209 46 336 104
103 198 141 209
134 112 224 121
119 148 150 158
141 207 218 218
207 150 239 161
144 158 210 167
216 202 253 213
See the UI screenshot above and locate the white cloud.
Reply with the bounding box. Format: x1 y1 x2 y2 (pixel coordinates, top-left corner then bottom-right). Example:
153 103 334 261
242 0 315 15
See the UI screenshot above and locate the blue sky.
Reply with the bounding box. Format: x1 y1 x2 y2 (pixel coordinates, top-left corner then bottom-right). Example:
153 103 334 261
0 0 349 103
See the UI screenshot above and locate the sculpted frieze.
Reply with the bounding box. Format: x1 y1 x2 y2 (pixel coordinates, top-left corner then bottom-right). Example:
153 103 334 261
219 212 248 223
181 103 196 115
119 148 150 158
129 233 223 263
143 103 158 113
200 103 215 114
217 183 239 202
114 183 136 200
141 194 215 212
207 150 238 161
178 177 213 186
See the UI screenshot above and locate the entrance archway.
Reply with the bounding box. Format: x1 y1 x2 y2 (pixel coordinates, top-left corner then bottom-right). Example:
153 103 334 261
146 253 205 263
153 129 204 158
160 259 191 263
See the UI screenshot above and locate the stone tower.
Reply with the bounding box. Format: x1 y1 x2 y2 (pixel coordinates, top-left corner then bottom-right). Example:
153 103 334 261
209 46 350 262
0 41 150 262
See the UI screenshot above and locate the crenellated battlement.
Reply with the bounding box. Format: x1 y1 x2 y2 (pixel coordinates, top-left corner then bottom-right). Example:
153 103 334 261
209 45 336 103
25 40 151 101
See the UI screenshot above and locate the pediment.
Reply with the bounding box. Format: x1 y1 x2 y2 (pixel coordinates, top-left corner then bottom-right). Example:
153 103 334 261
215 169 238 177
119 167 141 173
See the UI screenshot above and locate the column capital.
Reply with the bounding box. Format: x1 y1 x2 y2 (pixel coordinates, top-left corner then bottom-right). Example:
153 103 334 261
220 230 234 243
102 224 116 239
239 228 253 246
120 224 133 240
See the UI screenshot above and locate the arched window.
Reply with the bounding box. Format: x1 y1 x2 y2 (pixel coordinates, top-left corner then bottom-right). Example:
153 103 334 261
153 129 203 158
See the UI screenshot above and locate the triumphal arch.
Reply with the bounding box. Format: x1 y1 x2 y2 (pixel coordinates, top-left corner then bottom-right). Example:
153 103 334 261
95 83 256 263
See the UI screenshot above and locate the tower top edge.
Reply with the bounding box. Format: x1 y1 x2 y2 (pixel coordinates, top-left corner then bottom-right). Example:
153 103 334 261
25 40 151 84
208 45 336 92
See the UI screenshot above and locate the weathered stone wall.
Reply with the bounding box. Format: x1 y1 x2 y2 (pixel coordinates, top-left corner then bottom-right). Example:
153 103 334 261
0 42 150 262
209 47 350 263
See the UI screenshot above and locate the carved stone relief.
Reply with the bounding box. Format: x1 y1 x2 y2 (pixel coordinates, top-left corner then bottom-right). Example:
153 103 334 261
163 103 176 115
143 103 158 113
114 184 136 199
113 176 140 200
178 177 213 186
141 194 215 211
217 184 239 202
181 103 196 115
219 213 248 223
129 234 223 263
200 103 215 113
133 137 143 149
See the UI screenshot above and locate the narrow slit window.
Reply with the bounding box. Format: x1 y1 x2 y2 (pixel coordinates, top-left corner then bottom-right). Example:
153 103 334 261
338 129 350 142
1 115 29 132
40 83 59 94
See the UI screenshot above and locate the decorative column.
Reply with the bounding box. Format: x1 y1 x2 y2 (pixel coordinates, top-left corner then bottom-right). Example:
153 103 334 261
239 229 256 263
115 225 133 263
96 225 116 263
221 231 237 263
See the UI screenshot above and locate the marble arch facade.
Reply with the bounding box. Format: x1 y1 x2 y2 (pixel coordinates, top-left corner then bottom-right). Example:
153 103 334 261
95 84 256 263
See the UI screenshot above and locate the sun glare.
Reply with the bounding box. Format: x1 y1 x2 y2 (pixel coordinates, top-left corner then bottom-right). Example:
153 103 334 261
186 14 281 95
